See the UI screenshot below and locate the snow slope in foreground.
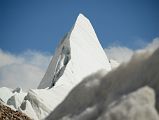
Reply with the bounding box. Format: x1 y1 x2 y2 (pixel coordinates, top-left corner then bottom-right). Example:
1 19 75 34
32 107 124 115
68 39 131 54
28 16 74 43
46 48 159 120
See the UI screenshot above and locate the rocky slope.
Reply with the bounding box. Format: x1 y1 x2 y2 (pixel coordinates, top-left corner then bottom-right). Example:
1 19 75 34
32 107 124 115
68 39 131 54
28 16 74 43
0 101 31 120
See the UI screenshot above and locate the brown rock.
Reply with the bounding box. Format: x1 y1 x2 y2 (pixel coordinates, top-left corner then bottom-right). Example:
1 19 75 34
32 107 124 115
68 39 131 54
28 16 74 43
0 102 32 120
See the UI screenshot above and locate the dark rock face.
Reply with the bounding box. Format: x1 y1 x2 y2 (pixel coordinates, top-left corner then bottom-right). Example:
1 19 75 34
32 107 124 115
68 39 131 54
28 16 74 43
50 45 71 88
0 101 31 120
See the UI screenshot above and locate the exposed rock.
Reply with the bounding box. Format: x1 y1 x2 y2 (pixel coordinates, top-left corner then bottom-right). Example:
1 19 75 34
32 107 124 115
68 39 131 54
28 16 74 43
0 101 31 120
12 87 22 93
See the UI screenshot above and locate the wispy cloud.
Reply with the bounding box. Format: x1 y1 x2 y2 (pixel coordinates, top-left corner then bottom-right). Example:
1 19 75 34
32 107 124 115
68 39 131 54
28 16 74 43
137 37 159 53
105 46 133 63
104 37 159 63
0 50 51 90
0 37 158 90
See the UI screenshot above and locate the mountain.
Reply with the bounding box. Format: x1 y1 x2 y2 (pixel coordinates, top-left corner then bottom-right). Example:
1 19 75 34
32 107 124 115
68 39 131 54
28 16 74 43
38 13 111 89
1 13 159 120
0 14 112 120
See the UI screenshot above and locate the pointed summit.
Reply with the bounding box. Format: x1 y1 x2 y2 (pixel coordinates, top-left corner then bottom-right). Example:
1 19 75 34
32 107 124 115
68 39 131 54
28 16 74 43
31 14 112 118
74 13 90 25
38 13 111 89
72 13 97 41
77 13 86 18
76 13 87 21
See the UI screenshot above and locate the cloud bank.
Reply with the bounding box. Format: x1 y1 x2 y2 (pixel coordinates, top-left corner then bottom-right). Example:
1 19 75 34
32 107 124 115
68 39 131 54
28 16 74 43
105 46 133 63
104 37 159 63
0 50 51 90
0 37 158 90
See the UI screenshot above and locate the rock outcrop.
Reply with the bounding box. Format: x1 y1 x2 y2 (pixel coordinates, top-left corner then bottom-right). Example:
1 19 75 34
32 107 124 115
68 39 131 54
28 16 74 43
0 101 31 120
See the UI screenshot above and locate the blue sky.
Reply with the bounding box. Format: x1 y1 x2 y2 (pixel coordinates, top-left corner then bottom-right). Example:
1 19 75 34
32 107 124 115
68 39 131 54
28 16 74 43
0 0 159 54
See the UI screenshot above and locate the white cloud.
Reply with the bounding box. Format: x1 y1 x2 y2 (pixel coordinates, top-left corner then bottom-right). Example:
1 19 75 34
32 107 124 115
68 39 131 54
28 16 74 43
137 37 159 53
0 37 159 91
105 46 134 63
104 37 159 63
0 49 52 91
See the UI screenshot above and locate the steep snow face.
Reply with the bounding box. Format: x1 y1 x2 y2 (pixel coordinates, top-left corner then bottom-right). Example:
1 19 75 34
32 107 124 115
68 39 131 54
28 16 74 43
38 14 111 89
38 35 71 89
